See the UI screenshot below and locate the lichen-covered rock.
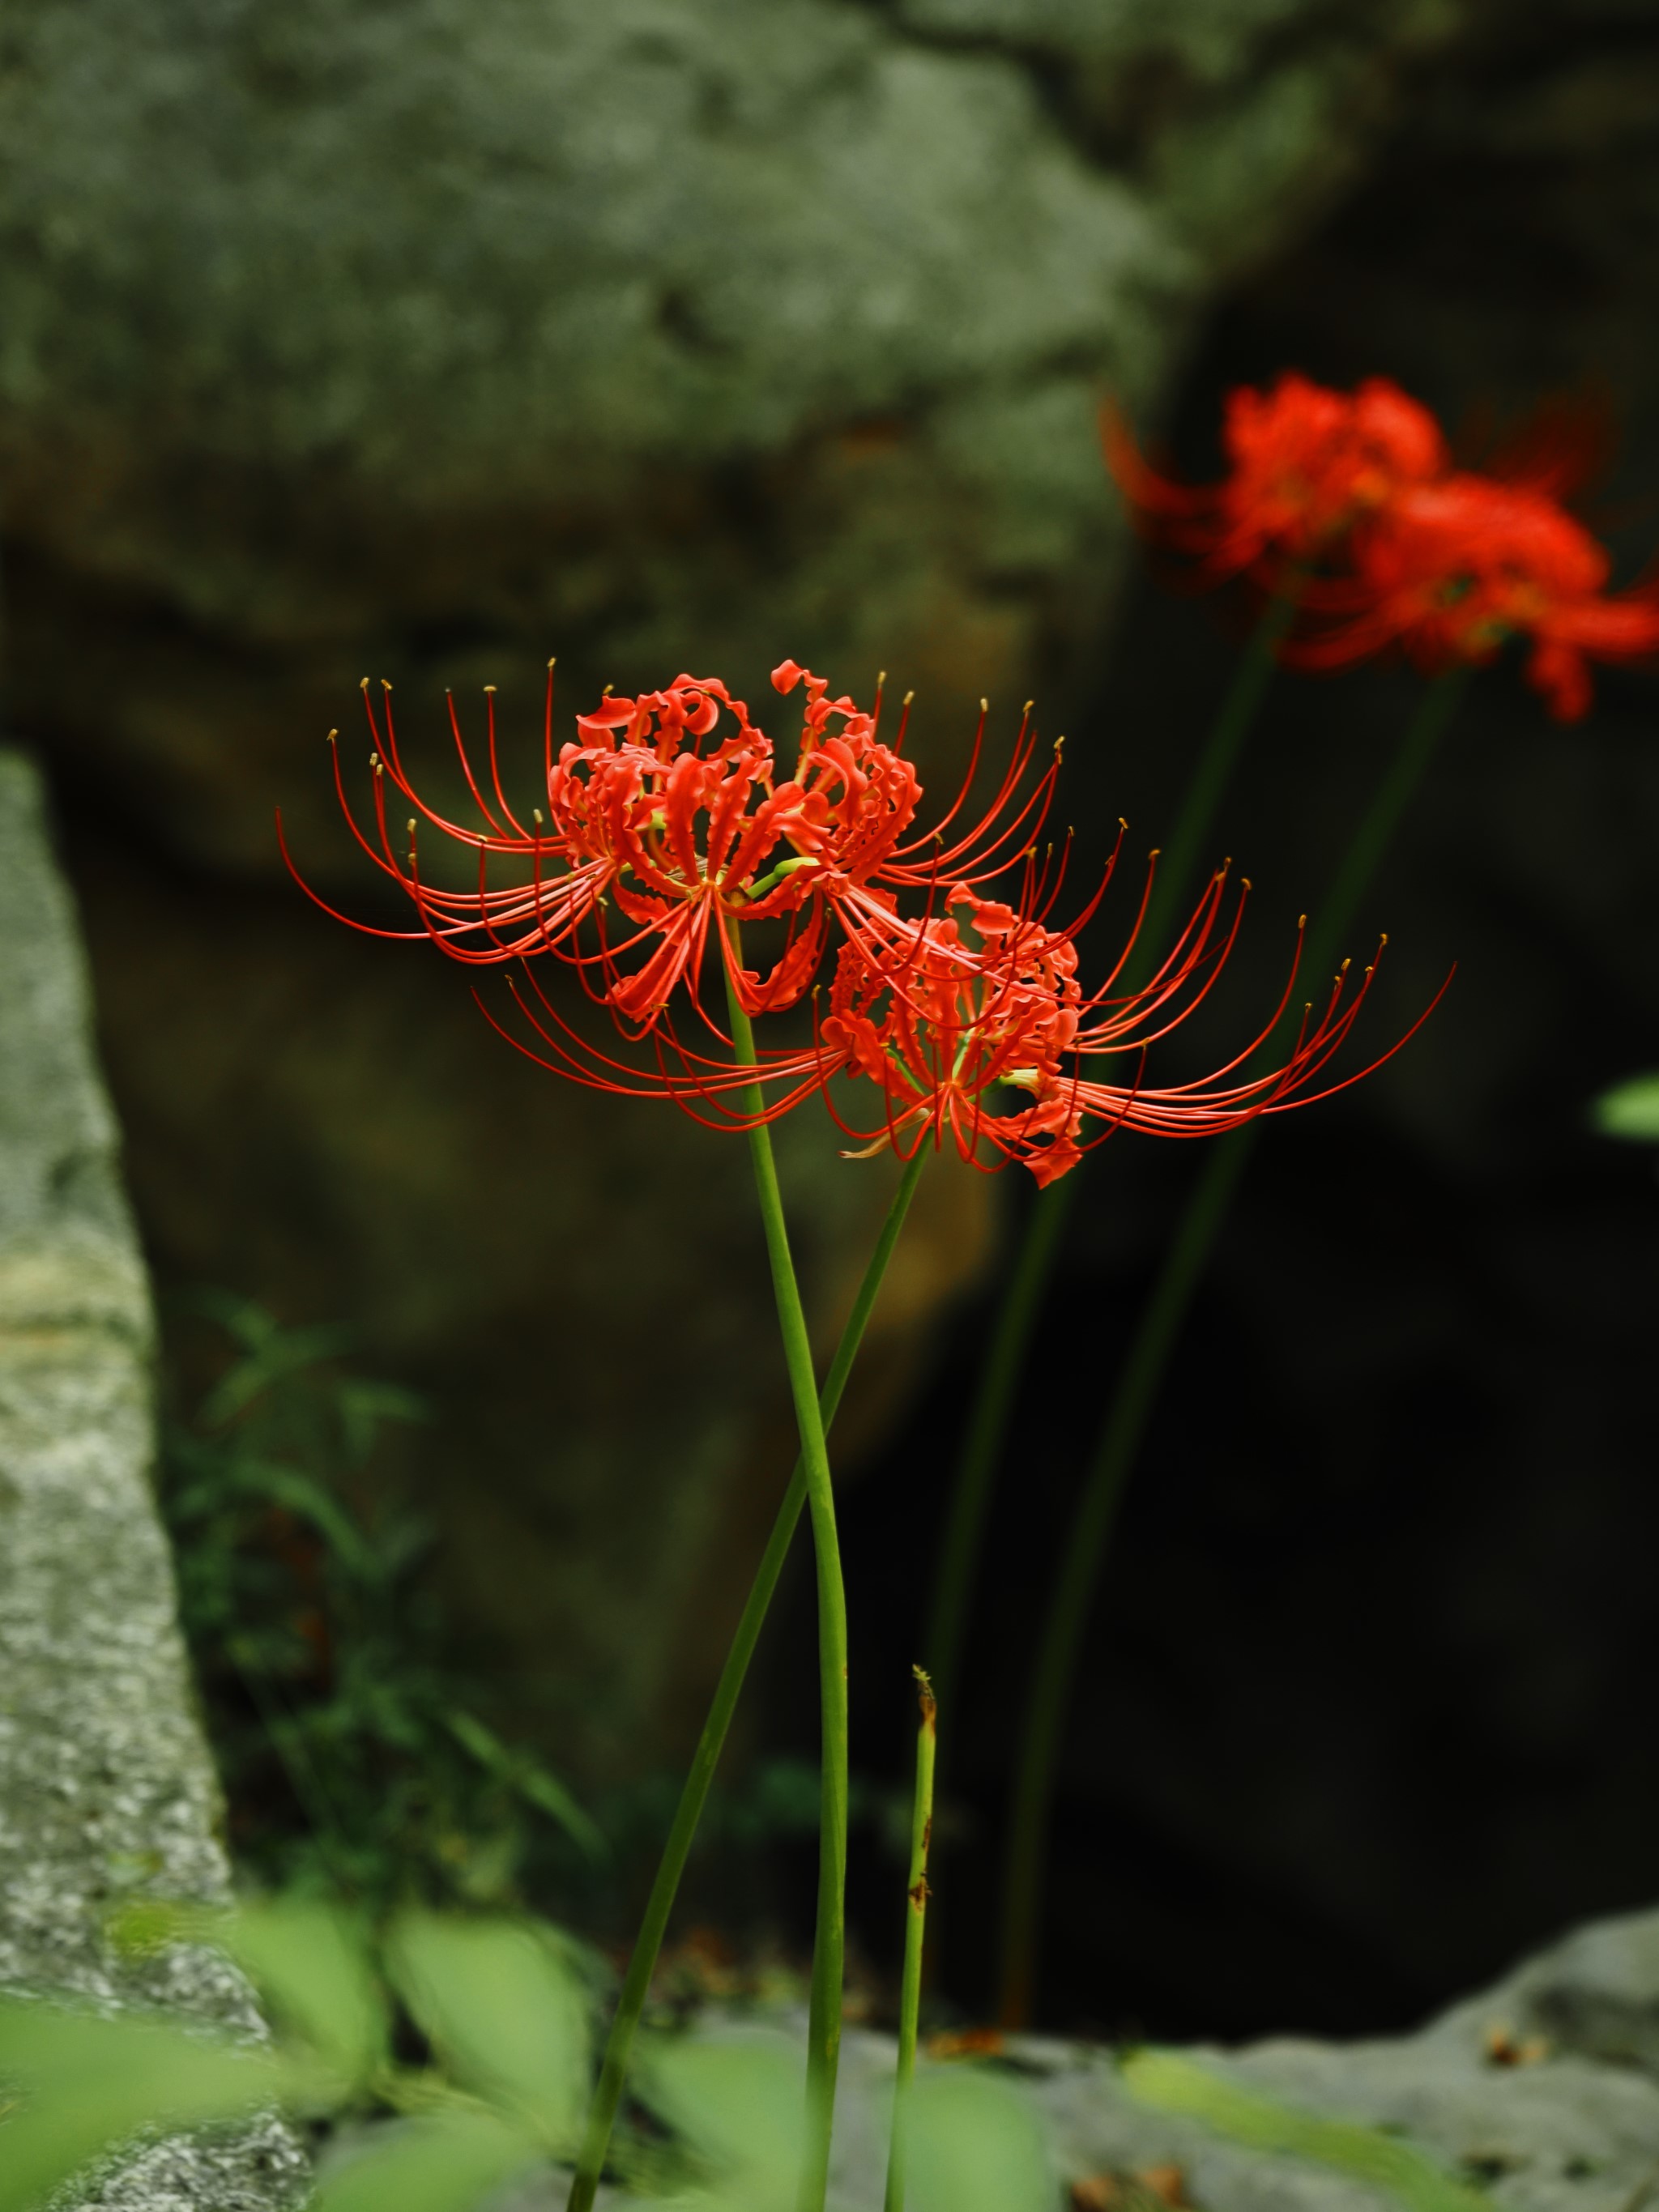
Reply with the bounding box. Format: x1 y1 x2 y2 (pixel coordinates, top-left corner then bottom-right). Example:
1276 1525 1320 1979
0 0 1482 1784
0 0 1471 876
0 748 308 2206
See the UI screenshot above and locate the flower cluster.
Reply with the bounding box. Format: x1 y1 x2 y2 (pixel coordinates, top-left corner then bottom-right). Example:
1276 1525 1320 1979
286 661 1426 1183
1107 371 1659 720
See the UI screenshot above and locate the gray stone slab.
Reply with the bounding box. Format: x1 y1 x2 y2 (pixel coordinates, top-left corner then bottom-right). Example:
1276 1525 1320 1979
0 747 308 2206
479 1906 1659 2212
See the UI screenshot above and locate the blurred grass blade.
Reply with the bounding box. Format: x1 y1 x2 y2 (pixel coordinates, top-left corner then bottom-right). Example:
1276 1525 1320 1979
0 2000 276 2212
314 2110 541 2212
220 1456 384 1578
224 1897 387 2086
903 2069 1051 2212
198 1321 356 1428
338 1377 430 1462
387 1914 589 2147
1121 2049 1486 2212
1590 1072 1659 1141
445 1710 606 1862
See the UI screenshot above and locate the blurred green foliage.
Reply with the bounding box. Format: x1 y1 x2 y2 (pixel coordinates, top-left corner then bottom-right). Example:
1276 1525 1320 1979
0 1894 1499 2212
1590 1072 1659 1140
1120 2052 1488 2212
0 1895 1056 2211
158 1293 911 1941
159 1293 603 1909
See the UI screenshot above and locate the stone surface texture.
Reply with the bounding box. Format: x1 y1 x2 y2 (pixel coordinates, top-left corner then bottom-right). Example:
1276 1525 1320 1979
0 0 1478 1779
0 748 307 2205
480 1904 1659 2212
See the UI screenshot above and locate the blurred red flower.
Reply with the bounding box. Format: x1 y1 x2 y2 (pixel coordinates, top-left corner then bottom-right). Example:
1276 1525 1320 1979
1103 371 1448 586
1297 472 1659 720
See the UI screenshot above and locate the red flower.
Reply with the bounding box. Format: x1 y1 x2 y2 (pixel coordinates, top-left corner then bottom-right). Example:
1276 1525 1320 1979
1104 372 1448 586
287 660 1435 1180
1294 473 1659 719
811 859 1439 1189
814 883 1089 1181
282 663 1059 1028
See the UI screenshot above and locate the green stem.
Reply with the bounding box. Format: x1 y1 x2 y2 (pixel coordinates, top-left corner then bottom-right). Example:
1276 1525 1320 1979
1299 669 1469 987
1135 588 1302 975
995 670 1467 2027
923 1177 1075 1711
723 940 851 2212
884 1669 937 2212
565 1144 928 2212
923 591 1295 1716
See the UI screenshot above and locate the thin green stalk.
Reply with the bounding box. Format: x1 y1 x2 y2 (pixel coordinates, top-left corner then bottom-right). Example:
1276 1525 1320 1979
565 1142 928 2212
923 590 1296 1714
1135 587 1303 973
722 943 851 2212
996 670 1468 2027
923 1179 1074 1710
883 1669 937 2212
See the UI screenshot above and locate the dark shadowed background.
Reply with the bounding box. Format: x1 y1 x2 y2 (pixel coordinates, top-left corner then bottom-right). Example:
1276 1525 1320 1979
3 0 1657 2042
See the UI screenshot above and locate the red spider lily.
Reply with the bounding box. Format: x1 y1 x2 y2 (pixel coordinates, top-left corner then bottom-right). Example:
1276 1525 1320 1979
1103 372 1448 587
778 862 1434 1189
287 657 1436 1178
813 885 1090 1182
1014 926 1444 1187
280 662 1062 1028
465 839 1100 1148
1294 473 1659 719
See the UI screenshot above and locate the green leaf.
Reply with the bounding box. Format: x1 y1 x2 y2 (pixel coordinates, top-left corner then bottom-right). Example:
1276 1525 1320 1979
904 2068 1051 2212
642 2031 804 2210
386 1914 588 2148
198 1323 356 1429
445 1711 607 1863
338 1379 430 1465
0 2000 277 2212
313 2110 541 2212
1590 1073 1659 1142
223 1898 387 2087
1120 2049 1488 2212
219 1458 382 1581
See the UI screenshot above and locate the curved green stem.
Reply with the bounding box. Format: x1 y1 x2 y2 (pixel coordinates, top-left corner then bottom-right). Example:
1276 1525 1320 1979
923 591 1296 1716
722 944 851 2212
565 1141 927 2212
884 1670 936 2212
996 669 1468 2027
